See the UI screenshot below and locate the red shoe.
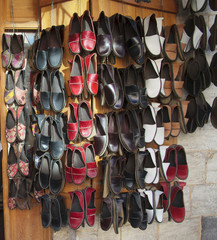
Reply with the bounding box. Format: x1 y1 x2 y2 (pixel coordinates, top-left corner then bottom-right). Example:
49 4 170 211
83 187 96 227
69 54 84 96
175 145 188 180
69 190 84 230
67 103 78 141
65 145 75 183
83 143 97 179
80 10 96 51
164 145 177 182
168 181 186 223
71 146 86 185
84 53 98 95
69 13 81 54
78 101 93 138
159 182 171 212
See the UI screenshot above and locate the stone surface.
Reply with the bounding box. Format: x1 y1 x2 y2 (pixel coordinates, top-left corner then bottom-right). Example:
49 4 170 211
206 152 217 184
191 184 217 217
158 217 201 240
202 216 217 240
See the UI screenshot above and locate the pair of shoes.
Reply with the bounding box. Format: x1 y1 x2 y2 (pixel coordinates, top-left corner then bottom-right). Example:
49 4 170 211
39 116 64 159
7 142 29 178
139 188 164 224
182 0 208 12
65 143 97 184
2 33 25 70
35 25 64 71
40 194 67 231
6 106 26 143
159 145 188 182
160 181 186 223
4 70 27 105
67 100 93 140
186 93 211 133
32 70 66 112
69 187 96 229
39 152 65 195
69 11 95 54
69 53 98 97
98 64 124 109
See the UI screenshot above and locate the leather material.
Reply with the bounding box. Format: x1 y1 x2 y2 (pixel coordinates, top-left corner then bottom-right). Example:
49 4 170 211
41 194 51 228
83 142 97 179
39 153 51 189
69 76 84 96
112 68 124 110
69 13 81 54
69 33 81 54
80 31 96 51
84 187 96 227
107 111 119 153
129 192 143 228
50 159 64 195
100 197 113 231
97 34 112 56
136 151 147 189
50 198 61 231
67 103 78 141
39 116 51 152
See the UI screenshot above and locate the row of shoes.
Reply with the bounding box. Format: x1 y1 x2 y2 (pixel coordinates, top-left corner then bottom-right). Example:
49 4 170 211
4 69 27 105
32 70 67 112
100 192 148 234
2 33 25 70
37 152 65 195
182 0 217 12
69 53 98 98
65 143 97 185
40 194 67 231
8 177 31 210
69 187 96 230
29 25 64 71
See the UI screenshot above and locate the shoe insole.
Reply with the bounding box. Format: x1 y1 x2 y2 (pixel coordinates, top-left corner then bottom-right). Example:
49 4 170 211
108 113 117 133
40 156 50 176
137 70 144 88
161 64 171 80
6 110 15 129
51 199 60 222
111 15 120 37
16 72 25 90
101 201 111 218
34 74 41 91
74 150 85 168
172 190 184 208
11 34 22 54
18 108 25 125
88 57 95 74
41 73 50 92
87 191 95 209
8 145 17 165
145 192 153 210
163 107 170 123
49 27 60 48
144 152 155 168
172 107 179 122
83 14 92 32
168 28 175 43
168 150 176 167
184 17 194 37
79 104 90 121
125 19 136 41
85 147 94 163
51 75 63 111
130 194 140 212
67 149 72 167
71 57 82 76
98 14 109 35
120 112 130 134
52 75 61 93
35 174 42 191
125 153 135 173
51 121 61 142
71 193 83 212
70 16 80 35
104 66 113 84
6 71 14 90
145 60 158 79
156 110 163 127
20 148 27 163
126 66 137 86
51 161 61 181
177 149 186 165
143 107 155 125
69 105 76 123
146 15 157 36
156 195 163 209
41 118 51 137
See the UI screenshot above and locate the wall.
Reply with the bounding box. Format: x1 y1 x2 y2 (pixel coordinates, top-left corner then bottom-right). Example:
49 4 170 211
53 1 217 240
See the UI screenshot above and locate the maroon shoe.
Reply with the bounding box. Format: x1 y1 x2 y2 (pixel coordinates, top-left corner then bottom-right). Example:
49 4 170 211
71 146 86 185
80 10 96 51
67 103 78 141
164 145 177 182
159 182 171 212
83 187 96 227
168 181 186 223
65 145 75 183
83 143 97 179
69 13 81 54
78 101 93 138
69 190 85 230
84 53 98 95
69 54 84 96
175 145 188 180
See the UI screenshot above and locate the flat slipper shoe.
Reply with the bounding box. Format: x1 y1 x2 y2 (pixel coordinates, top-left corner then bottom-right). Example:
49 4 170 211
14 70 27 105
40 194 52 228
69 13 81 54
50 70 66 112
195 93 208 127
48 25 63 69
162 105 172 139
32 72 41 106
172 62 184 98
56 195 68 227
209 15 217 51
4 70 15 105
67 103 78 141
17 106 26 142
84 187 97 227
18 143 29 177
100 196 113 231
177 100 189 134
36 30 48 71
190 0 207 12
144 148 157 184
50 197 61 231
39 116 52 152
39 152 51 189
16 177 28 210
10 34 24 70
83 143 97 179
69 54 84 96
123 152 136 190
154 190 164 223
137 67 147 109
112 68 124 110
154 107 164 146
7 143 18 178
8 179 17 210
2 33 12 69
40 70 51 111
5 107 17 144
160 61 173 98
198 15 207 50
171 104 181 137
143 189 155 224
34 172 45 202
112 197 124 233
174 24 186 61
185 96 198 133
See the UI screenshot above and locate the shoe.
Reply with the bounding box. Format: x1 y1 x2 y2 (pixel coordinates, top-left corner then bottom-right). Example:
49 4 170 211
69 54 84 96
123 152 136 190
83 143 97 179
17 143 29 177
154 190 164 223
50 70 66 112
100 196 113 231
135 150 147 189
39 116 52 152
14 70 27 105
5 108 17 144
144 148 157 184
40 70 51 111
84 53 98 95
17 106 26 142
56 195 68 227
107 111 119 154
175 145 188 180
69 190 85 229
50 197 61 231
65 145 74 183
137 67 147 109
143 189 155 224
36 30 48 71
8 179 17 210
80 10 96 51
34 172 45 203
7 143 18 178
162 105 172 139
48 25 63 69
4 70 15 105
71 146 86 185
160 182 171 212
154 105 165 146
96 11 112 57
118 192 129 225
210 0 217 10
171 104 181 137
40 194 52 228
15 177 28 210
112 68 124 110
2 34 12 69
10 34 24 70
112 196 124 234
39 152 51 189
78 100 93 138
69 12 81 54
83 187 96 227
67 103 78 141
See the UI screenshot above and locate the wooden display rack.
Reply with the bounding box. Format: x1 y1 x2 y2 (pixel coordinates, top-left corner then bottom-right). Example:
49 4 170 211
0 0 178 239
